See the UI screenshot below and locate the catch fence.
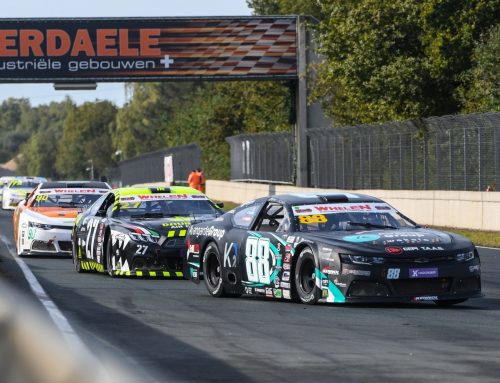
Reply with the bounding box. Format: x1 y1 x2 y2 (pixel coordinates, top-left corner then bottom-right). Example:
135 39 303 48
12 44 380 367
107 144 201 187
227 112 500 191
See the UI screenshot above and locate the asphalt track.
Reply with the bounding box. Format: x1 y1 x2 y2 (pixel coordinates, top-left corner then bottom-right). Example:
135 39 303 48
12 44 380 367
1 209 499 383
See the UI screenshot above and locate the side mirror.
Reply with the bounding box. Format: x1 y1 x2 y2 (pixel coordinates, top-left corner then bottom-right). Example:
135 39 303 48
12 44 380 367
215 202 224 209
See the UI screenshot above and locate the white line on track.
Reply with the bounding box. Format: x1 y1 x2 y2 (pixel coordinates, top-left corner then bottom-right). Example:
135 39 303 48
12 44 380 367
0 234 88 355
477 246 500 251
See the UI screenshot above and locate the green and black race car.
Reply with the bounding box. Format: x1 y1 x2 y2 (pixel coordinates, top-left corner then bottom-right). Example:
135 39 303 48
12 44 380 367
71 186 223 278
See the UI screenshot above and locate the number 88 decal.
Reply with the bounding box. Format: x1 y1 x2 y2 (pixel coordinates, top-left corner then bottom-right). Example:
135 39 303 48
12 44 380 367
245 237 271 284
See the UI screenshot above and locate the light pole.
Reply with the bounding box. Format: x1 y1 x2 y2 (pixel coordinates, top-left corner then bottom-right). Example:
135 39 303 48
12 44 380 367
86 159 94 180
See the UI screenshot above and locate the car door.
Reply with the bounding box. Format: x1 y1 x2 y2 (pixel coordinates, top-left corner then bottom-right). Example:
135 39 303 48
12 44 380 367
238 201 291 297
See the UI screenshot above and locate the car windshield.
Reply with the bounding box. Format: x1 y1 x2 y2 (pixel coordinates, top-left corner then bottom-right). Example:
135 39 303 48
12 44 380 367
292 202 416 232
32 193 103 209
112 195 220 219
9 181 39 189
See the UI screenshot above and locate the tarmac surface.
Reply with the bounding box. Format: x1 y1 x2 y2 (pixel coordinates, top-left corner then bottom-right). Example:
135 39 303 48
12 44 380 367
1 209 499 382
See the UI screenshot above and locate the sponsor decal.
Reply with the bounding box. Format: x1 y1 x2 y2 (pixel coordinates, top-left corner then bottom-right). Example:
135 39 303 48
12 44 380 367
273 289 283 298
283 290 291 299
188 243 200 254
280 282 290 289
244 287 253 295
282 271 290 281
223 242 237 268
274 276 280 289
409 267 439 279
420 246 444 251
265 288 273 298
385 246 403 255
284 253 292 263
345 269 371 277
292 203 395 216
413 296 438 301
322 266 339 276
255 288 266 294
28 227 36 240
39 188 109 194
322 289 329 298
343 234 380 243
192 270 198 279
283 263 291 271
322 279 329 287
189 226 226 240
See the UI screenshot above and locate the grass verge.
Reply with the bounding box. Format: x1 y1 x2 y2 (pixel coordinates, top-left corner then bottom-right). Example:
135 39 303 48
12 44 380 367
217 200 499 249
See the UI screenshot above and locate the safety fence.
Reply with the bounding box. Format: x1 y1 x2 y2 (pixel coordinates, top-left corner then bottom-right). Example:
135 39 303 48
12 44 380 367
106 144 201 187
226 132 295 184
226 112 500 191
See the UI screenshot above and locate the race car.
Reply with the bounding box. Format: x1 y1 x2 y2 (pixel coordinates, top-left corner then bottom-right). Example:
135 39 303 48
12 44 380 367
13 181 111 256
71 186 224 277
0 176 16 205
2 177 47 210
185 193 482 305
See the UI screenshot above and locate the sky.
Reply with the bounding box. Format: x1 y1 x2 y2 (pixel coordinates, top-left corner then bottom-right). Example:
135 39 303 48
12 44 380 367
0 0 252 107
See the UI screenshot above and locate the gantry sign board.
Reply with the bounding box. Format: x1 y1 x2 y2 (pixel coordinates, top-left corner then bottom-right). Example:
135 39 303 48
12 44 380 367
0 17 298 82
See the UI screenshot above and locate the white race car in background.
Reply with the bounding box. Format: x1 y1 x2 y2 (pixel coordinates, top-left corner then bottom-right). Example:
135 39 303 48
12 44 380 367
0 176 16 206
13 181 111 257
2 177 46 210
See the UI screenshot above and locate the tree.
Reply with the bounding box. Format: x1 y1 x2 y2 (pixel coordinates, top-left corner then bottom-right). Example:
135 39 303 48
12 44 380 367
458 25 500 113
56 101 117 179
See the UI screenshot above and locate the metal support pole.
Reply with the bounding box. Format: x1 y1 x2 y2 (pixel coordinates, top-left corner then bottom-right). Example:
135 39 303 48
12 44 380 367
295 17 308 187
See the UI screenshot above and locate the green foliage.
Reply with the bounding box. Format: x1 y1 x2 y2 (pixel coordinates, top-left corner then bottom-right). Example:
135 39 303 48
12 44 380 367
114 82 196 159
247 0 322 18
458 25 500 113
56 101 117 180
312 0 499 124
17 99 74 178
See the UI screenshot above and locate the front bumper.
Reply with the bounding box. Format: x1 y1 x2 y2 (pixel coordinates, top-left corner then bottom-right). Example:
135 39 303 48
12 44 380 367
20 227 73 256
110 237 186 278
320 258 482 303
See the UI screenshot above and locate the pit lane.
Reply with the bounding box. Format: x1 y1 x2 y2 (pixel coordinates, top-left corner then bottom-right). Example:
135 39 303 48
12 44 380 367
1 209 499 383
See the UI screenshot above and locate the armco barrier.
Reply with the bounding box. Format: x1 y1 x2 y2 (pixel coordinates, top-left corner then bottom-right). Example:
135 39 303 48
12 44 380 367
206 180 500 231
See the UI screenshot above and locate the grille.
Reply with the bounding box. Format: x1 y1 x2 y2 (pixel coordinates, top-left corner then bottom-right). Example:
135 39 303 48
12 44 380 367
391 278 452 295
31 241 56 252
59 241 72 252
454 276 481 293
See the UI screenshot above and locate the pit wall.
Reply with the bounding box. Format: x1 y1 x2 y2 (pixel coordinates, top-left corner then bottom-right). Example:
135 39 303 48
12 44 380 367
206 180 500 231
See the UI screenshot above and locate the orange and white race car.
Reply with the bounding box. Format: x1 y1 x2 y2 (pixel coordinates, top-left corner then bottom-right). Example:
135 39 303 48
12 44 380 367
13 181 110 257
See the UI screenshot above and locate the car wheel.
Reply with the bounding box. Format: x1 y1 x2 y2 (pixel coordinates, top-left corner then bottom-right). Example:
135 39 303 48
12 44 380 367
434 299 468 306
106 237 115 278
294 247 320 305
203 243 228 297
72 237 85 273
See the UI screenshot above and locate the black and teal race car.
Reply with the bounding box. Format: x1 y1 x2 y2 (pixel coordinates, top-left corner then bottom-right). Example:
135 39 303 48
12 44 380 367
185 193 482 305
72 186 223 277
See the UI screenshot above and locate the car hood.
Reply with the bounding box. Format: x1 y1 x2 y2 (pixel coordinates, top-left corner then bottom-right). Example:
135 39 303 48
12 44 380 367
114 215 218 236
298 228 473 256
29 207 81 219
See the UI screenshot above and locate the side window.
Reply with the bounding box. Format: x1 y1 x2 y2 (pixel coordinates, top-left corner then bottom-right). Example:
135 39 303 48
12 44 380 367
88 194 111 216
254 203 287 233
232 204 261 229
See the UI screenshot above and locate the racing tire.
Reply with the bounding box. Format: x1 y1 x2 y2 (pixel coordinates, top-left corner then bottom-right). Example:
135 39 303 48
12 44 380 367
294 247 320 305
434 299 468 306
203 243 239 298
105 237 116 278
72 237 85 273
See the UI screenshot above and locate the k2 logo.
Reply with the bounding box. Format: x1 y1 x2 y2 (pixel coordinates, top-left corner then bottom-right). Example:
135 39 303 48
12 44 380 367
224 242 237 267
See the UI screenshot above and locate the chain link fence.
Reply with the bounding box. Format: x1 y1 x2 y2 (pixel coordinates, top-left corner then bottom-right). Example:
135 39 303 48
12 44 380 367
227 132 295 184
227 112 500 191
106 144 201 187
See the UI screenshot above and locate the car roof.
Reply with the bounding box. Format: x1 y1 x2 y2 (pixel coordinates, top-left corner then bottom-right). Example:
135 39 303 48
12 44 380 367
262 192 384 205
112 186 203 197
39 181 111 189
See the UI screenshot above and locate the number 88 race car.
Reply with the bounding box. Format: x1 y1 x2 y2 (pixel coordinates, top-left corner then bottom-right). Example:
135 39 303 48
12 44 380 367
185 193 482 305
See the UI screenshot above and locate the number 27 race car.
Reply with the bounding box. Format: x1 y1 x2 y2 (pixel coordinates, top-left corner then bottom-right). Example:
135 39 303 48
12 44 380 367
185 193 482 305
